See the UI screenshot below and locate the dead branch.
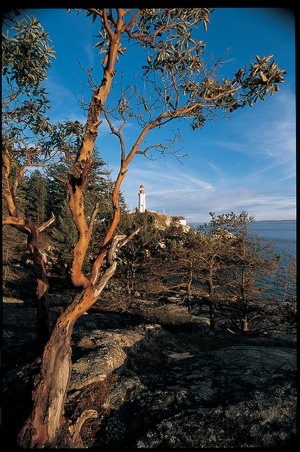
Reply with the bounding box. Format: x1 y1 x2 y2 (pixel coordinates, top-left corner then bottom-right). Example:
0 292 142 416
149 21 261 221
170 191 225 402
38 213 56 232
69 409 98 447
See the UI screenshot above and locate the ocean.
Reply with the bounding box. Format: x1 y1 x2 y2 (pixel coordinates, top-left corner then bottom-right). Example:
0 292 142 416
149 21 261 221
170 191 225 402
249 220 296 299
189 220 296 258
249 220 296 263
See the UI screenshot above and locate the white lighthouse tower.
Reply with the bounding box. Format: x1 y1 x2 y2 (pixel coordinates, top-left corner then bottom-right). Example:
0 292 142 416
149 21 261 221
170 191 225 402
138 184 146 213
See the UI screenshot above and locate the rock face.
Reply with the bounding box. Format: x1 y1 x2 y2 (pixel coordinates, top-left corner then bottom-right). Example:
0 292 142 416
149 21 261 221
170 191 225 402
2 300 297 448
84 329 296 448
70 328 145 390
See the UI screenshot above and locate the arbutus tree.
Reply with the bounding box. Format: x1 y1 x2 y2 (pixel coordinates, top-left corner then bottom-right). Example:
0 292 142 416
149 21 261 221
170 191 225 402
2 8 286 448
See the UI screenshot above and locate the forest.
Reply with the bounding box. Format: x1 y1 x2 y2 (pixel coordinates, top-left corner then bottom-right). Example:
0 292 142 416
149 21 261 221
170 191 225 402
2 8 296 448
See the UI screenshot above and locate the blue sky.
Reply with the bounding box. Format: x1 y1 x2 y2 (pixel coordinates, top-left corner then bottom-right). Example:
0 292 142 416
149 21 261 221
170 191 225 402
16 8 296 224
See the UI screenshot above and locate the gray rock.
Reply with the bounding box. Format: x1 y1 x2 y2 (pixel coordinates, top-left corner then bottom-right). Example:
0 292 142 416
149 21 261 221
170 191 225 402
70 328 145 390
89 326 296 448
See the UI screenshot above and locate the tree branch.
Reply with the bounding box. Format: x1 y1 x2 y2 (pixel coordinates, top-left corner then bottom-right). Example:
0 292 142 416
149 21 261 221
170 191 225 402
38 213 55 232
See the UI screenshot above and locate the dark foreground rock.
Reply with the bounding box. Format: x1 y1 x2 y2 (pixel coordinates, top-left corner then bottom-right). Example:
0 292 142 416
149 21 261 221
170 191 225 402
2 298 297 448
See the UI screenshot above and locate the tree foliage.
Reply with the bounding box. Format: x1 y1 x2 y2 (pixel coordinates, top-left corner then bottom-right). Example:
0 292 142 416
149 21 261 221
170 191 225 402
122 210 280 334
2 14 55 136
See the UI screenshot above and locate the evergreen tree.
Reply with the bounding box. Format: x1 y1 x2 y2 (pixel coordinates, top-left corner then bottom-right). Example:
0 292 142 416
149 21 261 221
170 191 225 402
25 170 48 225
115 211 163 301
48 199 77 279
45 150 126 280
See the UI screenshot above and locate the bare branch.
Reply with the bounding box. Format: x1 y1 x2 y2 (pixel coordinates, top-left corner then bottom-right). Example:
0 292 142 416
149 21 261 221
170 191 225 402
102 8 115 39
38 213 55 232
103 110 127 161
1 87 22 108
89 203 99 229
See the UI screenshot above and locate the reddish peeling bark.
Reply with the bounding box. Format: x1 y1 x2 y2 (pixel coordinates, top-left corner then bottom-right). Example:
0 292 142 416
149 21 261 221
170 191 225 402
3 216 53 347
67 28 122 288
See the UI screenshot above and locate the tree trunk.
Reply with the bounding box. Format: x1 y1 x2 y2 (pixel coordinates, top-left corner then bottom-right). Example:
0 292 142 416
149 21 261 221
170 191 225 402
36 292 51 350
240 299 249 335
17 11 141 447
241 311 250 335
3 217 52 348
208 274 215 333
185 263 193 317
18 316 74 448
18 268 116 448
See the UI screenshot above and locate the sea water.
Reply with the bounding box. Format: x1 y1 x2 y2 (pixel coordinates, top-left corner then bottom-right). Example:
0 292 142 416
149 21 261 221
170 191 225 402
249 220 296 299
190 220 296 260
249 220 296 262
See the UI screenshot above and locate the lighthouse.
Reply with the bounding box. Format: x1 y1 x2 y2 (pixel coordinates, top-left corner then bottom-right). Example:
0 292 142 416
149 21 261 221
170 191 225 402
138 184 146 213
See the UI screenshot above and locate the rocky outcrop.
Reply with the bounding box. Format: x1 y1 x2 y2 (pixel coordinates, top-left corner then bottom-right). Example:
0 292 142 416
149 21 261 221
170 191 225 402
77 325 296 448
2 299 297 448
69 324 161 390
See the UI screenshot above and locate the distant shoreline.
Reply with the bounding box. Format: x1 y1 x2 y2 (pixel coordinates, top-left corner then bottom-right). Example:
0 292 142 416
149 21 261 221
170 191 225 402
188 219 296 227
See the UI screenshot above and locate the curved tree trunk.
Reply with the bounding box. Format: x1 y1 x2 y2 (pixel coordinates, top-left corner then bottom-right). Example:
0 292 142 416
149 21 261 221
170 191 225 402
18 266 115 448
208 270 216 333
18 317 74 448
27 218 52 348
2 217 53 348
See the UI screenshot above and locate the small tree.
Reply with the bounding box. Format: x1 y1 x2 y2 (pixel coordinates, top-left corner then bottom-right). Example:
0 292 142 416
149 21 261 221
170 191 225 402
113 211 166 303
196 230 233 333
2 9 286 448
147 228 213 313
208 211 279 334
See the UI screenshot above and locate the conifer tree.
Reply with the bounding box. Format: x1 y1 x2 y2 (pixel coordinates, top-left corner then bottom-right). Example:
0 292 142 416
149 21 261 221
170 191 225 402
25 170 48 225
208 211 279 334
